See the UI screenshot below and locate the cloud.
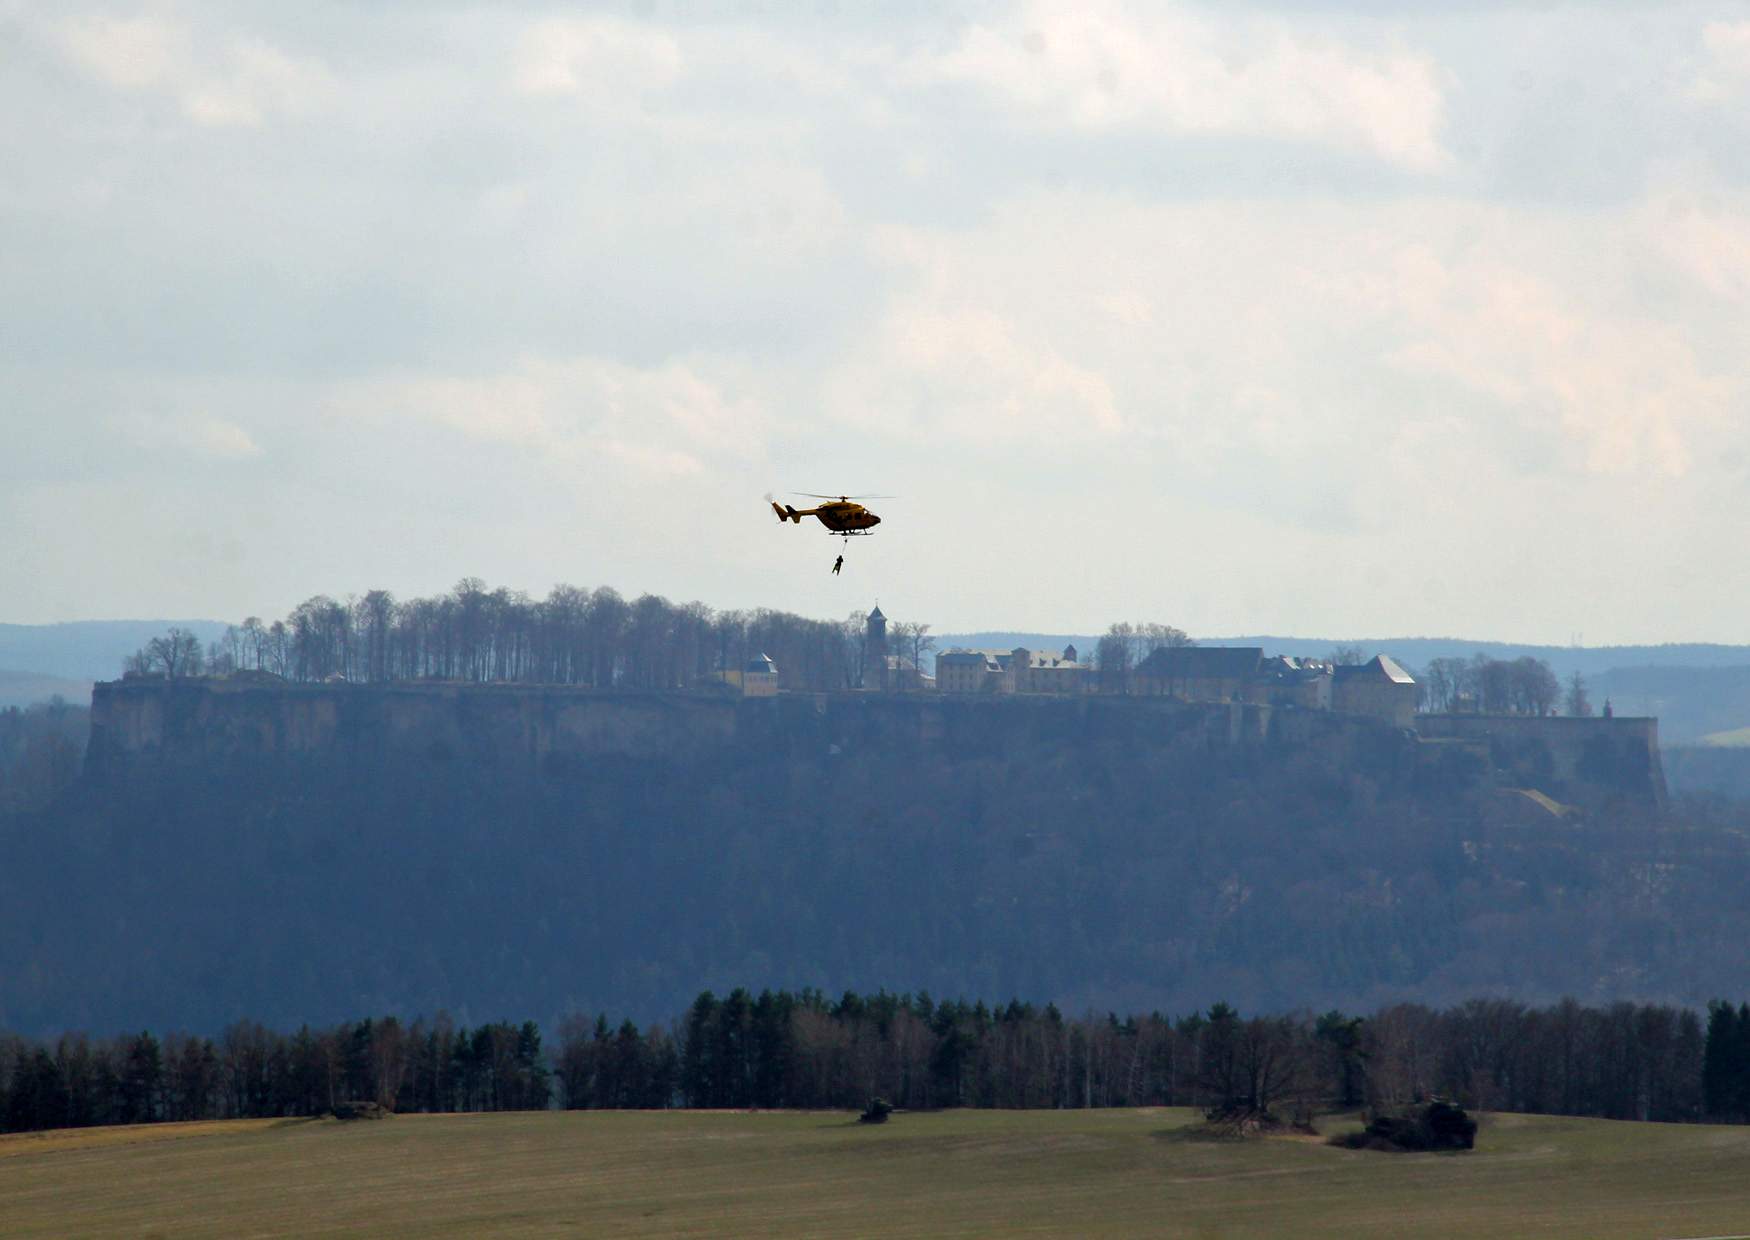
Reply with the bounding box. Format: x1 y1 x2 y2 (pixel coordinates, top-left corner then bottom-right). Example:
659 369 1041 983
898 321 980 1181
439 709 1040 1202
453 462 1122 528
913 1 1449 171
847 187 1745 496
830 301 1122 444
511 16 683 103
179 36 338 127
1380 258 1723 478
122 412 265 461
327 355 765 479
1689 20 1750 104
10 2 1750 639
51 13 336 126
54 13 179 89
1645 185 1750 302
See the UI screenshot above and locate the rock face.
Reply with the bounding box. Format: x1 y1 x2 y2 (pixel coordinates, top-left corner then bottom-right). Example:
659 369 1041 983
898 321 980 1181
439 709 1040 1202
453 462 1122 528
87 679 1419 780
83 679 1662 809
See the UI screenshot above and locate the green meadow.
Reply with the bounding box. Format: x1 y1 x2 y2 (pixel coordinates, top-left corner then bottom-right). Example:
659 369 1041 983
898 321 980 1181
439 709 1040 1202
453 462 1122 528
5 1108 1749 1238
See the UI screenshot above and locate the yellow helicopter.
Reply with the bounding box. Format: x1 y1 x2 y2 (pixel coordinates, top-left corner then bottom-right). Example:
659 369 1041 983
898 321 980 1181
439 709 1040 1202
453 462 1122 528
769 493 888 537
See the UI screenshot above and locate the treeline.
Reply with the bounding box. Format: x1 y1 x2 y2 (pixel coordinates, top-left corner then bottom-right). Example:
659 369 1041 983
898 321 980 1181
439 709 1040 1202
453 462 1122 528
113 579 1591 717
8 992 1748 1134
0 1018 551 1133
1704 1002 1750 1122
1421 654 1579 716
123 580 929 693
619 991 1714 1122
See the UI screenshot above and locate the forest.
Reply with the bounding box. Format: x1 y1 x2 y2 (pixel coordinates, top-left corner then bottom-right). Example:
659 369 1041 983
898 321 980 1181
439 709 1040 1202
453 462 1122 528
121 579 934 693
7 991 1750 1134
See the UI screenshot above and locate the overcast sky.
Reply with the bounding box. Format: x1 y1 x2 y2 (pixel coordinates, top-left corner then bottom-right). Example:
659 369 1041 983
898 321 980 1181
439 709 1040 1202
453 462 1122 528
6 1 1750 642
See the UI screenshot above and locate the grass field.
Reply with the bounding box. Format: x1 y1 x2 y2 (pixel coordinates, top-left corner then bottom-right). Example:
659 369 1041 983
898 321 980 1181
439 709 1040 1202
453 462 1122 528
5 1107 1750 1238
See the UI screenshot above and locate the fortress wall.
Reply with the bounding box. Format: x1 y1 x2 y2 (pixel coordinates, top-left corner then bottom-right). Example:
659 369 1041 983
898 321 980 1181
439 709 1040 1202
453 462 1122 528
90 681 1313 775
85 680 1657 808
1414 713 1665 807
89 680 750 779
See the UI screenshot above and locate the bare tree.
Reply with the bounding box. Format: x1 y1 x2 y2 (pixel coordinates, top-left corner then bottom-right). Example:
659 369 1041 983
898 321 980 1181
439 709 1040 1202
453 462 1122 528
1096 624 1133 694
239 617 267 670
357 591 396 683
1423 657 1466 713
1508 657 1561 716
1475 653 1510 713
263 621 290 677
146 628 204 678
907 622 935 677
887 620 916 690
1235 1015 1311 1116
1364 1003 1440 1112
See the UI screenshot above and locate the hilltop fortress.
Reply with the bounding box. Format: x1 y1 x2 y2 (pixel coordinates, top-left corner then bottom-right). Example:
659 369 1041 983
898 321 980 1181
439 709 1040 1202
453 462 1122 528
87 670 1665 811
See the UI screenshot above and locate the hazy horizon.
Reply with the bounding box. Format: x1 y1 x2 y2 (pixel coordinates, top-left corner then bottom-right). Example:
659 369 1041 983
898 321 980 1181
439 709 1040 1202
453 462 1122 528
14 608 1750 654
9 3 1750 642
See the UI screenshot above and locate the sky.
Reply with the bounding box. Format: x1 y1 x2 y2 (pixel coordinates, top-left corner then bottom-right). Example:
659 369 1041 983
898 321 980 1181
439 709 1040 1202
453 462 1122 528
5 1 1750 643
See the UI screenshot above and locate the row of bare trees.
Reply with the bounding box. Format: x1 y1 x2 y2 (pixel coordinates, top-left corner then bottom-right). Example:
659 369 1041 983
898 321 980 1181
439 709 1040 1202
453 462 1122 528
1092 622 1195 691
1419 654 1577 716
0 986 1729 1133
124 581 924 694
663 991 1707 1121
11 992 1723 1132
0 1016 549 1132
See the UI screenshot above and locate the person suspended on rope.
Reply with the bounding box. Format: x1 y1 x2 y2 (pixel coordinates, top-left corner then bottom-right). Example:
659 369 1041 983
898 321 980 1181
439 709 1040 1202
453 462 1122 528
832 554 844 576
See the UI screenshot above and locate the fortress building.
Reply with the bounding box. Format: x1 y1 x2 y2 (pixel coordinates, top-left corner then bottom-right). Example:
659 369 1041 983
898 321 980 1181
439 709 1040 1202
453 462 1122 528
1333 656 1417 728
936 646 1089 694
862 606 931 691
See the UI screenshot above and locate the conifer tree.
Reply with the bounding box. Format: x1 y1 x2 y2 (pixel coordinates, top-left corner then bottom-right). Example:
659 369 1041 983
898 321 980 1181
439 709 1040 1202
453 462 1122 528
1702 1001 1744 1121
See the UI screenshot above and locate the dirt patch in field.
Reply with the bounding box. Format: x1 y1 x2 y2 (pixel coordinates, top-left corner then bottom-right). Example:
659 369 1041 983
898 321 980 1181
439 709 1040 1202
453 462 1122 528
0 1118 296 1159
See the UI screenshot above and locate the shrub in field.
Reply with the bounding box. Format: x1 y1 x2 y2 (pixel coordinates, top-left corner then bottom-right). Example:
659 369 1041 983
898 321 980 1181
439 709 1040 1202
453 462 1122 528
1334 1100 1476 1152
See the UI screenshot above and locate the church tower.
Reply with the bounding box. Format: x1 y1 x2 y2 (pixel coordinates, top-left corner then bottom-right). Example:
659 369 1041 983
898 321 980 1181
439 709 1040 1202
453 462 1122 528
865 605 887 690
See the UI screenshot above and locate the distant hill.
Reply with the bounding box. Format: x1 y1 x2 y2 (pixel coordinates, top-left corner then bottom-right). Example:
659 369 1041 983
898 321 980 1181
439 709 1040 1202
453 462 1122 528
0 670 94 709
936 633 1750 678
1207 637 1750 681
0 620 230 684
934 633 1104 660
1665 746 1750 798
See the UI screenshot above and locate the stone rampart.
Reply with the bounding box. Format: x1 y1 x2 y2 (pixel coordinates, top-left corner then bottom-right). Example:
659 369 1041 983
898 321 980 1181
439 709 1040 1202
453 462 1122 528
1414 713 1665 808
88 679 1401 780
85 680 1660 809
